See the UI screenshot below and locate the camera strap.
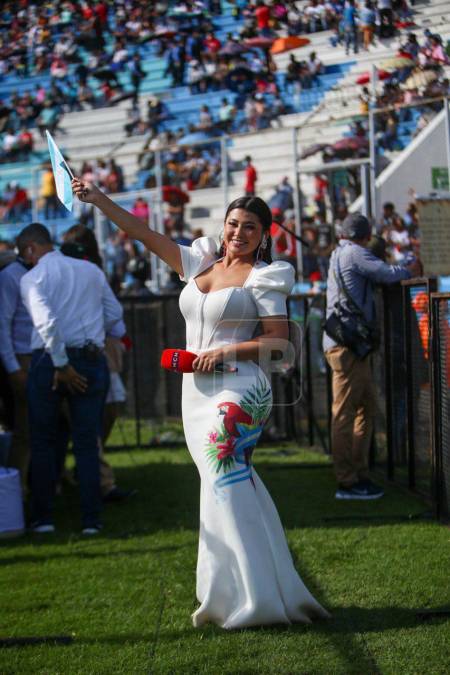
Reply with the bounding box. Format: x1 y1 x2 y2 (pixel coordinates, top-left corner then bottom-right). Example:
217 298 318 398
333 247 374 321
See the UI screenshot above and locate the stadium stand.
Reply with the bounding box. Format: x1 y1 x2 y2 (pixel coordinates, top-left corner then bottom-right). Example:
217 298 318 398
0 0 449 238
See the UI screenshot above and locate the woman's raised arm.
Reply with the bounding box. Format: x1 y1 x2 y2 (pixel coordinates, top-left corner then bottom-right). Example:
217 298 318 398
72 177 183 275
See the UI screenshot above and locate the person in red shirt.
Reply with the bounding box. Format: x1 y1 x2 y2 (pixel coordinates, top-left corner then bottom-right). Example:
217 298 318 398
18 128 34 154
95 1 108 24
314 173 328 219
255 1 271 31
244 155 258 196
82 3 94 20
6 184 30 222
204 32 221 57
270 208 296 265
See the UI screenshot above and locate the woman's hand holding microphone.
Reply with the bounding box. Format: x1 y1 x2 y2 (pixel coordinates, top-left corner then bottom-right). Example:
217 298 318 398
161 349 238 374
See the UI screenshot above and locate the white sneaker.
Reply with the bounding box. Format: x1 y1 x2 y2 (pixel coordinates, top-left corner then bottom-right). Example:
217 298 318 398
82 525 102 535
31 523 55 534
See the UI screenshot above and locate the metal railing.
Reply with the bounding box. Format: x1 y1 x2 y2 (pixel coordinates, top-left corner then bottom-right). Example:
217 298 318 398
106 279 450 522
108 291 332 452
430 292 450 519
401 277 438 495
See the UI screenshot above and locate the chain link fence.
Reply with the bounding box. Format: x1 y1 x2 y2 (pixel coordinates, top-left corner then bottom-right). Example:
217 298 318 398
108 282 450 522
109 292 331 452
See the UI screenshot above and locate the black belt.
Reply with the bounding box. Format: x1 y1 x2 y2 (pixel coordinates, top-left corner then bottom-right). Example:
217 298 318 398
67 344 104 360
34 344 104 361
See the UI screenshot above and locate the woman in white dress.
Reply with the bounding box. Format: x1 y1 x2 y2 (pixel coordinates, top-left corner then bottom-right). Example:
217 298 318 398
72 178 330 629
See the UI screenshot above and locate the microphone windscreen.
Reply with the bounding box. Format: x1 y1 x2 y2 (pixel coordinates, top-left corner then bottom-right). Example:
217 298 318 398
161 349 197 373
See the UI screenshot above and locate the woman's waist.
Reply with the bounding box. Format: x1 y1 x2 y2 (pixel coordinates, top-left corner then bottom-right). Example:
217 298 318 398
186 341 249 356
182 354 270 384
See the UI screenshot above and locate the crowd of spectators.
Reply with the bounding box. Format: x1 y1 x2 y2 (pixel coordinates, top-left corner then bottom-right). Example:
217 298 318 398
0 0 428 167
0 0 337 168
0 0 296 177
0 183 31 223
269 196 421 288
0 0 442 263
262 167 422 288
264 175 335 284
329 0 414 54
376 199 420 264
0 153 128 224
91 190 208 295
137 132 223 191
358 29 449 151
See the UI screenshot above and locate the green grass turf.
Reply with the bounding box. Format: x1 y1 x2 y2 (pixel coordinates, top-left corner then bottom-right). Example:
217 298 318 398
1 444 450 674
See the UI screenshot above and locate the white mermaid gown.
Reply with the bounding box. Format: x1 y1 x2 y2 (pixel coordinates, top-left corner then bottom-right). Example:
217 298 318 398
178 237 329 629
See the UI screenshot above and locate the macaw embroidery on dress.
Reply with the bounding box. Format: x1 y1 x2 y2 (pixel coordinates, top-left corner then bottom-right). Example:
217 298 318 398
205 378 272 492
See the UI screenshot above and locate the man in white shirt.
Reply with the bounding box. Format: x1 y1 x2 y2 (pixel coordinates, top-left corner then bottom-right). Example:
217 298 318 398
218 97 235 132
307 51 324 82
3 131 17 155
18 223 123 535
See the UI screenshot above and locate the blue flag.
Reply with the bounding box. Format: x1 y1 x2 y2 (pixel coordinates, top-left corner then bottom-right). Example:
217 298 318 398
46 130 73 212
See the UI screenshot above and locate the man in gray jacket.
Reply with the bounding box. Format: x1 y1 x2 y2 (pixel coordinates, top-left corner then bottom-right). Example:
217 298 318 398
324 213 421 500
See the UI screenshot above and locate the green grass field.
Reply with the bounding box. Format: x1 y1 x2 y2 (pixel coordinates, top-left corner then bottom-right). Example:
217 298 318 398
1 444 449 674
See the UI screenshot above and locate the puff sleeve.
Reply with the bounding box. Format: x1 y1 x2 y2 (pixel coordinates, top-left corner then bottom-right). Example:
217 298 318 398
178 236 219 282
247 261 295 317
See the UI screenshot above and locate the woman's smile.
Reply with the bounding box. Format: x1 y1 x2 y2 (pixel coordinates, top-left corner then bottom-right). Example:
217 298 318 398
223 208 262 257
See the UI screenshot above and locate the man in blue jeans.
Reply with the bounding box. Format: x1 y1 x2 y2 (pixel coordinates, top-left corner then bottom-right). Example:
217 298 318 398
19 223 123 535
342 0 359 55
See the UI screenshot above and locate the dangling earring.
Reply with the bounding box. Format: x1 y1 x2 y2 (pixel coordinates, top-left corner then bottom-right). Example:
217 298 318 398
256 237 267 263
219 231 226 257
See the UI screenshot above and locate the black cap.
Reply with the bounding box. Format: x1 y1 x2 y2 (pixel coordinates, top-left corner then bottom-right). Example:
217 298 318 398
341 213 371 240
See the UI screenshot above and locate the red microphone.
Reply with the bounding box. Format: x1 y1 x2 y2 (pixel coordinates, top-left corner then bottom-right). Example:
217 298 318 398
161 349 197 373
161 349 238 373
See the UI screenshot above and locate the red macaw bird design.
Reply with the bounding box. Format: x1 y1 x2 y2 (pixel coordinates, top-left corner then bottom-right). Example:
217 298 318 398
217 401 257 473
217 402 253 437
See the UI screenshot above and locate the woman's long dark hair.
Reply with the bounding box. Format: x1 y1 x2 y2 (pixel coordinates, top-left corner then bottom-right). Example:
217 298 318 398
62 224 103 269
221 196 273 264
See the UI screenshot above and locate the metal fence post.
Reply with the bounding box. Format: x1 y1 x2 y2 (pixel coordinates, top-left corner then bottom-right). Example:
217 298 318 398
360 163 371 219
429 293 442 518
129 298 142 448
402 283 416 489
154 149 167 290
221 136 229 212
326 362 333 456
402 277 438 495
148 207 159 292
368 106 377 222
31 167 39 222
304 297 314 446
371 64 378 103
383 286 395 480
291 127 304 280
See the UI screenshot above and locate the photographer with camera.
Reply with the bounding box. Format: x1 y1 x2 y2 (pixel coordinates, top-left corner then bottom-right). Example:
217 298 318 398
324 213 421 500
18 223 123 534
